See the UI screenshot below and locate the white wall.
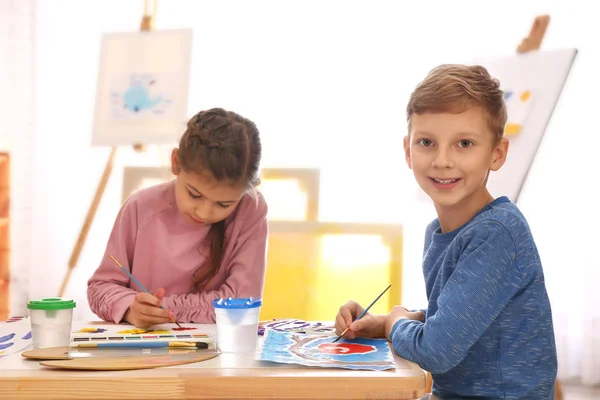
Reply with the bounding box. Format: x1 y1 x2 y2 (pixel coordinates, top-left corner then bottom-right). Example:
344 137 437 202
10 0 599 382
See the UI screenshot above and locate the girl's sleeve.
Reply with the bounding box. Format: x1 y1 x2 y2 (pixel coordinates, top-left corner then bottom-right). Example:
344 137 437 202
161 197 268 323
389 220 521 374
87 197 139 323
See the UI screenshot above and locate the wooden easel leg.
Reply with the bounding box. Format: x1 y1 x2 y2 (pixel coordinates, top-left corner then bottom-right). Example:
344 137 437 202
58 147 118 297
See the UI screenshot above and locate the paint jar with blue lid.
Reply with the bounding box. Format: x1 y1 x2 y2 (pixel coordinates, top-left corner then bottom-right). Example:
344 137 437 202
212 297 262 353
27 297 76 349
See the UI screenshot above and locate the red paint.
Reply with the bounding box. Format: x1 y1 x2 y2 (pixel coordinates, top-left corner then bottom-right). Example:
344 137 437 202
317 343 375 355
173 327 196 331
141 335 158 338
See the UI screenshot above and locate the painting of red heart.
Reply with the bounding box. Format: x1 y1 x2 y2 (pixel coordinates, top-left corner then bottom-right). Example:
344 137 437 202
256 330 397 371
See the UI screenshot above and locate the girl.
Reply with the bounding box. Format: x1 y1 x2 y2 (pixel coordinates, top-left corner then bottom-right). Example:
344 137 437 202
87 108 268 328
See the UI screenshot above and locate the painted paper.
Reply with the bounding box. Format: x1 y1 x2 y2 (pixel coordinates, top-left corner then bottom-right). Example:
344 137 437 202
256 330 396 371
258 319 336 336
0 317 32 357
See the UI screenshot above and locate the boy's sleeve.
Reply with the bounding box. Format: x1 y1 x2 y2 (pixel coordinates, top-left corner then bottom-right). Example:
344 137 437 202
390 220 521 374
87 197 139 323
161 199 268 323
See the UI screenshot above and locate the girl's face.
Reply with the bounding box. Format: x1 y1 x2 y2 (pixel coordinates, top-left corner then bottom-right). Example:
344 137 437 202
171 149 245 225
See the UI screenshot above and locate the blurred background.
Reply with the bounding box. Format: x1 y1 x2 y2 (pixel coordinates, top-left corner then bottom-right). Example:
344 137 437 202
1 0 598 396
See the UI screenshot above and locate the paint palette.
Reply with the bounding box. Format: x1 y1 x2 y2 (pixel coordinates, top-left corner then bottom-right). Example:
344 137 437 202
70 324 213 346
39 353 219 371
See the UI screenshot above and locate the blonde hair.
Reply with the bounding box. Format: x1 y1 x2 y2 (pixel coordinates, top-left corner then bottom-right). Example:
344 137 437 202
406 64 507 143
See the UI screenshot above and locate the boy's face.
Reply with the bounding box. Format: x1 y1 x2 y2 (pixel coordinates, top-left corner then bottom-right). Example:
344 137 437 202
171 149 244 226
404 107 508 210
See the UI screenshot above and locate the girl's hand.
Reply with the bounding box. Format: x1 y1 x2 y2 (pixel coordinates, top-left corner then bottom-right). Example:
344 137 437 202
334 300 385 340
124 288 172 328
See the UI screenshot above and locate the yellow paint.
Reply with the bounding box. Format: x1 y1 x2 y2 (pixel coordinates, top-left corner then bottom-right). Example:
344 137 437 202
115 328 171 335
117 328 147 334
520 90 531 102
505 123 521 136
78 328 102 333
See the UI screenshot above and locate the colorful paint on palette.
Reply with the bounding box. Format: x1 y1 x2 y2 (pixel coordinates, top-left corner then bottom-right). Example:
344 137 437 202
172 327 196 331
116 329 172 335
75 328 107 333
69 325 213 347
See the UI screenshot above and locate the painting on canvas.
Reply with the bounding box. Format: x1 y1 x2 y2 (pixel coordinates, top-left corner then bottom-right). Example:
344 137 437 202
92 29 193 147
503 88 533 136
474 48 577 201
256 329 396 371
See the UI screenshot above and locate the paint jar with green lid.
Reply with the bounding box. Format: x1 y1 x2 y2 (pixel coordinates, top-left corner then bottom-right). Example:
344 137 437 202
27 297 76 349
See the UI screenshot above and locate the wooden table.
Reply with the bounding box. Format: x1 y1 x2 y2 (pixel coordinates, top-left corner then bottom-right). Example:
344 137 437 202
0 322 426 400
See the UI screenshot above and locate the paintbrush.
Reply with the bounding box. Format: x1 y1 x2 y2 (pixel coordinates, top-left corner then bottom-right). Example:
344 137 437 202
109 254 183 329
333 284 392 343
73 341 209 349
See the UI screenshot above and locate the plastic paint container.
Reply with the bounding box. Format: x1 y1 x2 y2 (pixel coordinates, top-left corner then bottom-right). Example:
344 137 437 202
27 297 76 349
213 297 262 353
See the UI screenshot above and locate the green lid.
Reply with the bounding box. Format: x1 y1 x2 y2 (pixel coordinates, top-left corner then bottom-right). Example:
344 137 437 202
27 297 76 311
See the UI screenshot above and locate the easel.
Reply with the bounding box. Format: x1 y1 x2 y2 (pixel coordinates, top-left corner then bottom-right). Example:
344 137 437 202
425 14 564 400
58 0 159 297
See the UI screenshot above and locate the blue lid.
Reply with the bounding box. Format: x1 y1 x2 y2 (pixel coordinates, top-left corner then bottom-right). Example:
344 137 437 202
212 297 262 309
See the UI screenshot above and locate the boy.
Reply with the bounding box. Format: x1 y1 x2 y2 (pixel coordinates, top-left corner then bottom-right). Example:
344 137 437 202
334 64 557 399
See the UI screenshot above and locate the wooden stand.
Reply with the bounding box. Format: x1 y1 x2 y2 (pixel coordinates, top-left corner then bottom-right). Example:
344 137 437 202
58 0 158 297
517 15 550 53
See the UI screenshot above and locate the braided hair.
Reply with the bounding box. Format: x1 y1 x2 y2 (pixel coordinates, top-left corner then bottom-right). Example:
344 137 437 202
177 108 262 289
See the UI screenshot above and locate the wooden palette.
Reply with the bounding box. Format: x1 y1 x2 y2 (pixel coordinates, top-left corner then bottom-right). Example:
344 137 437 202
39 353 219 371
22 346 72 360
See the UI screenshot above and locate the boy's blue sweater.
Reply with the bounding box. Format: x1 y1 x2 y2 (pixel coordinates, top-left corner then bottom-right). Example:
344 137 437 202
391 197 557 399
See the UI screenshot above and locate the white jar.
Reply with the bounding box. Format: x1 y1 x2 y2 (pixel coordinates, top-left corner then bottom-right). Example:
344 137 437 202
213 297 262 353
27 297 76 349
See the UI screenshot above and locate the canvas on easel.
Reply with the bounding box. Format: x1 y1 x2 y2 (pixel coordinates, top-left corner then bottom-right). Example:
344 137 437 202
92 29 193 147
473 47 577 201
58 3 193 297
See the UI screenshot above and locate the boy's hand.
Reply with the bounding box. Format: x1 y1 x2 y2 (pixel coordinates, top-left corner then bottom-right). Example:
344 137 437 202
384 306 425 341
124 288 172 328
335 300 385 340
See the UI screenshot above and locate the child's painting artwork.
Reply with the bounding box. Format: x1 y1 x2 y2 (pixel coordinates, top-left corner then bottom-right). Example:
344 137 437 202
70 324 212 345
108 73 179 121
92 29 192 147
0 317 32 357
258 319 336 336
256 330 396 371
503 88 533 136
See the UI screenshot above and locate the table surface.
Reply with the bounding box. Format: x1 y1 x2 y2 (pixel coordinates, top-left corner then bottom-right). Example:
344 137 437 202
0 321 426 400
